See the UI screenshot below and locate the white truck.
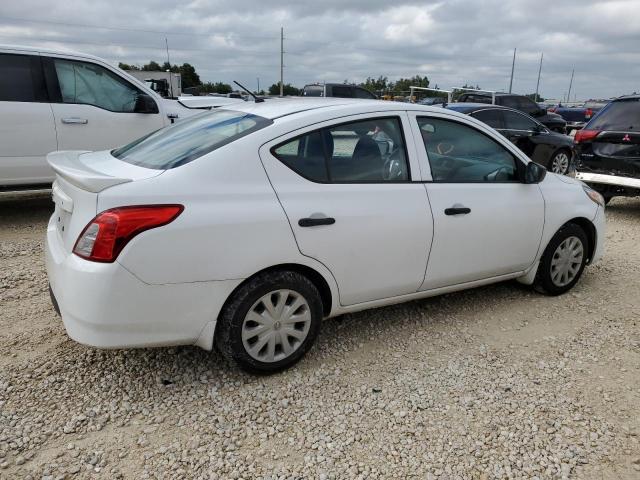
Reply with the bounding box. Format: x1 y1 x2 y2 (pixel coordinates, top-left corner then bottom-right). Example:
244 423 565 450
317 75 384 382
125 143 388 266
0 44 243 188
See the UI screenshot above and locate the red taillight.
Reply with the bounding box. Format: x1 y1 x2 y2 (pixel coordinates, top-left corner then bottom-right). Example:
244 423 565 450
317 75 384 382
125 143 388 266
585 108 593 119
548 107 556 112
73 205 183 263
574 129 601 144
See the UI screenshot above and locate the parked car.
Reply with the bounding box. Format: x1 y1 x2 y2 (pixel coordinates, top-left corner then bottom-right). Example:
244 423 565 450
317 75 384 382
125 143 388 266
0 44 243 188
575 95 640 203
550 101 609 134
456 92 567 133
302 83 377 99
418 97 447 106
46 99 605 373
446 103 576 175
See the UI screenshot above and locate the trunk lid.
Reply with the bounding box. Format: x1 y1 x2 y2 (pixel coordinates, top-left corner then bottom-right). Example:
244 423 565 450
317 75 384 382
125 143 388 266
47 150 163 252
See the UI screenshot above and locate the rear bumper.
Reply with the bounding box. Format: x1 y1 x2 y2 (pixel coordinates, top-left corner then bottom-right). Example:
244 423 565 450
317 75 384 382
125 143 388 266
576 172 640 189
45 217 242 350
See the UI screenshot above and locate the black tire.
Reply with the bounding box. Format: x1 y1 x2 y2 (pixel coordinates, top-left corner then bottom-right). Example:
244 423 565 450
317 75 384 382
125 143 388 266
534 223 589 296
215 270 323 374
548 149 571 175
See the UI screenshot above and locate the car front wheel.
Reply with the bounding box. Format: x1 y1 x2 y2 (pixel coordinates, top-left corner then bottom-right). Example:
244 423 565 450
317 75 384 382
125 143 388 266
215 270 323 374
534 223 589 295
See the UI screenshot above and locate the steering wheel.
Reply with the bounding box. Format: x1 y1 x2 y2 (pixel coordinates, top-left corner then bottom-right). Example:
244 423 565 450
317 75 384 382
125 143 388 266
436 142 454 155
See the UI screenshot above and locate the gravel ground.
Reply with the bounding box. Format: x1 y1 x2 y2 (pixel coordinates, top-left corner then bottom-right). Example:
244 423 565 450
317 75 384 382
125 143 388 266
0 193 639 479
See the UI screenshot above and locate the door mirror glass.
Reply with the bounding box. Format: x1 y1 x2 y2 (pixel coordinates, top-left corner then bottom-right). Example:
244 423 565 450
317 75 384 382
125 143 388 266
134 93 159 114
524 161 547 184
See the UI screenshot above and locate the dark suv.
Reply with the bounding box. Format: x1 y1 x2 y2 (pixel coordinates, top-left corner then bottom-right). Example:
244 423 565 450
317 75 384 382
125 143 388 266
302 83 377 99
575 95 640 202
457 92 567 133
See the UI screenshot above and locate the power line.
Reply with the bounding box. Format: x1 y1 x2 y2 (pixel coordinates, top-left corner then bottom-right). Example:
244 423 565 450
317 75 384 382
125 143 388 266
0 16 279 40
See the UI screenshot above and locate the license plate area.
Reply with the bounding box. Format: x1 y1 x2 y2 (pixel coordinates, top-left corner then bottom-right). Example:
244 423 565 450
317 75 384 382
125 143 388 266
52 182 73 240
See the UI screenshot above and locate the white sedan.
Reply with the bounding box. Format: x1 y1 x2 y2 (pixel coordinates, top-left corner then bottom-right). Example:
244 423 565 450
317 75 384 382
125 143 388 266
45 99 605 373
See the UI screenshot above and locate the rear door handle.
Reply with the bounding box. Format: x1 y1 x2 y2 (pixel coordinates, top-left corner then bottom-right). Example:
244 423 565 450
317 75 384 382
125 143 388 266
61 117 88 125
444 207 471 216
298 217 335 227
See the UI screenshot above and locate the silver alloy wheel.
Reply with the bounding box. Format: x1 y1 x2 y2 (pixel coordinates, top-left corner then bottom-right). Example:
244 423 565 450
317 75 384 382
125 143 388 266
241 289 311 363
550 236 584 287
551 152 570 174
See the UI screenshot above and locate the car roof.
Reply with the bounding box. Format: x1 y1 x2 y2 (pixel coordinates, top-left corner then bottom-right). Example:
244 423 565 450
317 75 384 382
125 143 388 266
613 95 640 101
224 98 457 121
446 103 519 113
0 43 108 63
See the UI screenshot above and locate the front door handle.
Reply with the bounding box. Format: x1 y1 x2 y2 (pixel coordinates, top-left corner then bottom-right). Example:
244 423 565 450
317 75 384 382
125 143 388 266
298 217 335 227
444 207 471 216
61 117 88 125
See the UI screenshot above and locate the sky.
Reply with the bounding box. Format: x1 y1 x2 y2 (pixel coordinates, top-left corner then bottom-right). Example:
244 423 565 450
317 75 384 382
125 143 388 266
0 0 638 100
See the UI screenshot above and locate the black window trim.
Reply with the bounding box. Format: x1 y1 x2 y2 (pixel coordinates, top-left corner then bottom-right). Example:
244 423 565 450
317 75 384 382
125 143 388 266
270 114 413 184
415 115 527 184
0 52 49 103
43 57 156 114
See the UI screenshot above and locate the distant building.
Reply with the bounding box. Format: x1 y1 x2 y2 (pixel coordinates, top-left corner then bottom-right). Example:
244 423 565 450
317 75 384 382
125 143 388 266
124 70 182 98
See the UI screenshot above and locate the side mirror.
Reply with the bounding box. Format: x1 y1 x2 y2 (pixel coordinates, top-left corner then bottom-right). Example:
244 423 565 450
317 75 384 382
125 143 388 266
134 93 159 114
524 161 547 184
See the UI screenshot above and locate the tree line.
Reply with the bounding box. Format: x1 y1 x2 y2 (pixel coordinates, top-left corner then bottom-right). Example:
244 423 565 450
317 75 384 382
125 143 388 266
117 61 545 100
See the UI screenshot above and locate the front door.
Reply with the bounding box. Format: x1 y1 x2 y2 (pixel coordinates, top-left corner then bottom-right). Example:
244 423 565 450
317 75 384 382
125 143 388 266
260 113 433 306
45 57 165 152
411 113 545 290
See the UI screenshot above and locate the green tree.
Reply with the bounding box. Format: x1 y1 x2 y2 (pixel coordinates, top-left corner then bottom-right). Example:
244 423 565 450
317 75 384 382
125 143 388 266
359 76 390 95
393 75 429 94
268 83 301 96
118 62 139 71
200 82 233 94
141 61 162 71
177 63 201 89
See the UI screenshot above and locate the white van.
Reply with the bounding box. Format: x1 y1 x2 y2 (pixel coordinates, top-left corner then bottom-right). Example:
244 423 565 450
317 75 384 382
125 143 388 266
0 45 242 188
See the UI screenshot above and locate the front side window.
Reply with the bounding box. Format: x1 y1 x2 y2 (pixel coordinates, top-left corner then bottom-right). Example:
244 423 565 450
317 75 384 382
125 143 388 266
417 117 519 182
0 53 46 102
54 59 141 112
502 110 538 131
113 110 273 169
272 117 410 183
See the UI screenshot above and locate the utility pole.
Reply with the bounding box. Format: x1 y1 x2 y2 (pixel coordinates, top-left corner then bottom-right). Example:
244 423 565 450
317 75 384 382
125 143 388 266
567 69 575 104
508 47 516 93
165 37 174 98
534 52 543 102
279 27 284 97
257 77 260 94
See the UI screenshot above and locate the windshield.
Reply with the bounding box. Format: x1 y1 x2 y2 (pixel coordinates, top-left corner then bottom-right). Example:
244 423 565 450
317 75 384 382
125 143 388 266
112 110 272 169
588 99 639 131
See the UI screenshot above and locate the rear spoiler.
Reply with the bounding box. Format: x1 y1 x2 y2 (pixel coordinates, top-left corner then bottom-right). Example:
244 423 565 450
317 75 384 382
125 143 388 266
47 151 133 193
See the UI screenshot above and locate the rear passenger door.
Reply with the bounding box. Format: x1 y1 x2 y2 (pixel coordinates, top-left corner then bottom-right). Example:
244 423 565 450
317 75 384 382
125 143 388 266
259 113 433 306
43 56 165 152
0 51 57 186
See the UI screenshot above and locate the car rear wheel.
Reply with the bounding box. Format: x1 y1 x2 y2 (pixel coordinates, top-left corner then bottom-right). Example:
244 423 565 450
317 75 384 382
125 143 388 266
549 149 571 175
534 223 588 295
215 270 323 374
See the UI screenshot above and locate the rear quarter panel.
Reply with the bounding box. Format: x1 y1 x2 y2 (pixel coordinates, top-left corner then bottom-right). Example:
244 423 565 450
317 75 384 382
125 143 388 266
96 139 338 297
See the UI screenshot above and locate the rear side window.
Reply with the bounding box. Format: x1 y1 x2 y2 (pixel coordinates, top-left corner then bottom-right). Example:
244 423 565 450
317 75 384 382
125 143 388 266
354 87 376 99
0 53 47 102
112 110 273 169
588 100 639 131
502 110 538 131
331 86 355 98
472 109 503 129
272 117 410 183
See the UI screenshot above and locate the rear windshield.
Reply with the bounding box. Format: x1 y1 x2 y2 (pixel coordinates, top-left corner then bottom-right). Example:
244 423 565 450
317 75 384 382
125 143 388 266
112 110 272 169
302 86 324 97
588 99 639 131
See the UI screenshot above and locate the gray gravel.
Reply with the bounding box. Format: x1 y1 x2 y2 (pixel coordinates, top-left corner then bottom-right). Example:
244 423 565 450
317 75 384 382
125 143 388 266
1 193 639 479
